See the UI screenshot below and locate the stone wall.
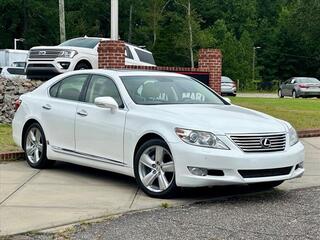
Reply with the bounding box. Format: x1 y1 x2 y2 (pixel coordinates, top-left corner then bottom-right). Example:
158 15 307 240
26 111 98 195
0 77 43 123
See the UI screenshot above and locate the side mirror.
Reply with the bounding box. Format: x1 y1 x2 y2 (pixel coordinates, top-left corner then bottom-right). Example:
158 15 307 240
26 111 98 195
94 97 118 112
223 97 231 104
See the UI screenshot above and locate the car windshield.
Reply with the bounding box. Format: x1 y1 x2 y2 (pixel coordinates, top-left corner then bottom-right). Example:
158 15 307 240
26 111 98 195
221 76 233 83
121 75 225 105
59 38 100 49
296 78 320 83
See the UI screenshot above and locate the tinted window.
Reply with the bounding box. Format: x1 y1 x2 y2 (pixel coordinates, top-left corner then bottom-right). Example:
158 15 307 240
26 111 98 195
55 75 87 101
85 75 123 107
296 78 320 83
59 38 100 49
121 76 225 105
221 76 233 83
7 68 25 75
125 46 133 59
135 49 155 64
49 82 60 97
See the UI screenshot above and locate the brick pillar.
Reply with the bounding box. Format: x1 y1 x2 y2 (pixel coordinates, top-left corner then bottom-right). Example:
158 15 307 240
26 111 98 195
198 49 222 93
98 40 125 69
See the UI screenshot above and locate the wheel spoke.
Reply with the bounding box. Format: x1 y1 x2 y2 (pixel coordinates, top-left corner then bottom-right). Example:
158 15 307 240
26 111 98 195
142 171 158 187
29 130 36 141
161 161 174 172
140 154 155 169
26 146 36 156
158 172 169 190
155 146 164 163
34 148 40 161
37 143 43 153
35 129 41 142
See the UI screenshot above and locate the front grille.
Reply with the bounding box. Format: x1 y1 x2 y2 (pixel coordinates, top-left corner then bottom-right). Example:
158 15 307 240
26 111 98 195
29 49 63 59
28 64 54 68
238 166 292 178
230 133 286 153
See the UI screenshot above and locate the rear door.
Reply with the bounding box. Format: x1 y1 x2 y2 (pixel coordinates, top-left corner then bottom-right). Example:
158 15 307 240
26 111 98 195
75 74 127 163
41 74 89 151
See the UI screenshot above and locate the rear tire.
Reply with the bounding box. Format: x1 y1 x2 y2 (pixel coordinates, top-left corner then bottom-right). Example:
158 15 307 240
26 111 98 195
23 123 54 169
249 180 284 190
134 139 177 198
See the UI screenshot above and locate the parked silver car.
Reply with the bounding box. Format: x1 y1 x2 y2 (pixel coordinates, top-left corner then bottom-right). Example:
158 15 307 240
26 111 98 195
221 76 236 96
278 77 320 98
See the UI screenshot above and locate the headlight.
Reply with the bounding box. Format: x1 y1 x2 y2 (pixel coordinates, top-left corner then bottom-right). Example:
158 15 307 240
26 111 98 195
175 128 230 150
289 127 299 146
59 50 77 58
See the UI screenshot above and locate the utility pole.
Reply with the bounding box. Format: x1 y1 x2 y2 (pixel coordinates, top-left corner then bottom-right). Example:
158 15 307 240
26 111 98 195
252 46 261 82
128 4 133 43
59 0 66 43
111 0 119 40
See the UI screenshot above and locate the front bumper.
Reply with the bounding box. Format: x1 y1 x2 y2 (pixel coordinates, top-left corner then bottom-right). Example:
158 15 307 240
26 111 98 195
221 87 236 95
170 136 304 187
26 58 74 80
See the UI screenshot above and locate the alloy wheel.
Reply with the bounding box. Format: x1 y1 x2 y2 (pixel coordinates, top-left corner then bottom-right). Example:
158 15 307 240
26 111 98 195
25 127 43 164
138 145 175 193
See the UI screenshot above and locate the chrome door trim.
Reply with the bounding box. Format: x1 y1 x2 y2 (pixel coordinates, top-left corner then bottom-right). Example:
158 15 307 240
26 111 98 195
50 145 126 166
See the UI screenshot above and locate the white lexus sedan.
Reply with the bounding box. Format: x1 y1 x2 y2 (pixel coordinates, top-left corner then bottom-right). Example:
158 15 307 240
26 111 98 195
12 70 304 198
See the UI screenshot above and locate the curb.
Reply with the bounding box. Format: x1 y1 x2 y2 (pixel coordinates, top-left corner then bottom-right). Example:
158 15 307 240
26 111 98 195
297 129 320 138
0 129 319 160
0 151 24 161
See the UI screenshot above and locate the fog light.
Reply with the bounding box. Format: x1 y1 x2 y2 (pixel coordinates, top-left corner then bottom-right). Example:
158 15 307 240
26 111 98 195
188 167 208 176
297 162 304 169
58 62 70 69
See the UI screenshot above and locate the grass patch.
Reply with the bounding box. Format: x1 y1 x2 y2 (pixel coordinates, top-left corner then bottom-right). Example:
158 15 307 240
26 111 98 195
230 97 320 130
0 124 21 152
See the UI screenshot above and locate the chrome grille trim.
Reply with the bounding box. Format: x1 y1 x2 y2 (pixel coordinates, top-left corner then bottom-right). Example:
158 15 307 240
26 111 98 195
29 49 64 59
230 133 286 153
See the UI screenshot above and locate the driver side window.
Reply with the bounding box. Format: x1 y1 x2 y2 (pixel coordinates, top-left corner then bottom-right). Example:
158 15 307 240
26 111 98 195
85 75 123 108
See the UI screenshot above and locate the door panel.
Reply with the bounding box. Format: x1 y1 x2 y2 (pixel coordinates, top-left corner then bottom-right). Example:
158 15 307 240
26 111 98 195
75 104 126 162
41 74 88 150
75 75 126 162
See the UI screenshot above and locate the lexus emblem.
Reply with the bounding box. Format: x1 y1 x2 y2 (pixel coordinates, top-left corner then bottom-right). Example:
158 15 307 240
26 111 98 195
260 138 271 148
39 51 46 55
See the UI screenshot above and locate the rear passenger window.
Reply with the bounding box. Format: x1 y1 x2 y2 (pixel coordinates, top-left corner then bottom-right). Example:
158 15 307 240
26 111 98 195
125 46 133 59
135 49 155 65
52 75 87 101
85 75 123 108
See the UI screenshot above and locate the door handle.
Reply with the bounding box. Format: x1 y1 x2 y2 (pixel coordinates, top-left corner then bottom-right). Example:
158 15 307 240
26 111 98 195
42 104 51 110
77 110 88 117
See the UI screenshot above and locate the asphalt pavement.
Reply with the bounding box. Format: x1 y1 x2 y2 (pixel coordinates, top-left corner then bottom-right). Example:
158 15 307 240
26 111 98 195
8 186 320 240
1 137 319 238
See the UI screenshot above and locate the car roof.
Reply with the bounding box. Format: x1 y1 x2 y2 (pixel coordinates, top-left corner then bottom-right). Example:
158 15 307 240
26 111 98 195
72 69 189 78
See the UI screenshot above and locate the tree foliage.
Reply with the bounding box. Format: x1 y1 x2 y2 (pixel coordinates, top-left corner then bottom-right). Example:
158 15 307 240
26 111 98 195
0 0 319 88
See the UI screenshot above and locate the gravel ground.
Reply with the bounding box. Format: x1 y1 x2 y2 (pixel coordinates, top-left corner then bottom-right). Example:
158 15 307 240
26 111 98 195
7 187 320 240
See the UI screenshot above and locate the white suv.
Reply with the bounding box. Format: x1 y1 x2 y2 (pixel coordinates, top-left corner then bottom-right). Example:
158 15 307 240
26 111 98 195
26 37 155 80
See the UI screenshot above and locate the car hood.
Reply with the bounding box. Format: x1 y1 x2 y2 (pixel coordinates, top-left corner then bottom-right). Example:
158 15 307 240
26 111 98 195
141 104 288 135
30 46 96 53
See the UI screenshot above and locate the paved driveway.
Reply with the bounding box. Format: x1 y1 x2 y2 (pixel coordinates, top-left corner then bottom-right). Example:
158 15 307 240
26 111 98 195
0 137 319 236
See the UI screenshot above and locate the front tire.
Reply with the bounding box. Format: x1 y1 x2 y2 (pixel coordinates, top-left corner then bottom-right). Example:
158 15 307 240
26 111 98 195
134 139 177 198
74 62 92 70
278 89 284 98
292 90 298 98
23 123 54 169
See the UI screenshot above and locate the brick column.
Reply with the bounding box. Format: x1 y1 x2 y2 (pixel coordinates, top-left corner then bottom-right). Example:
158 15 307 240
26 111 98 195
98 40 125 69
198 49 222 93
